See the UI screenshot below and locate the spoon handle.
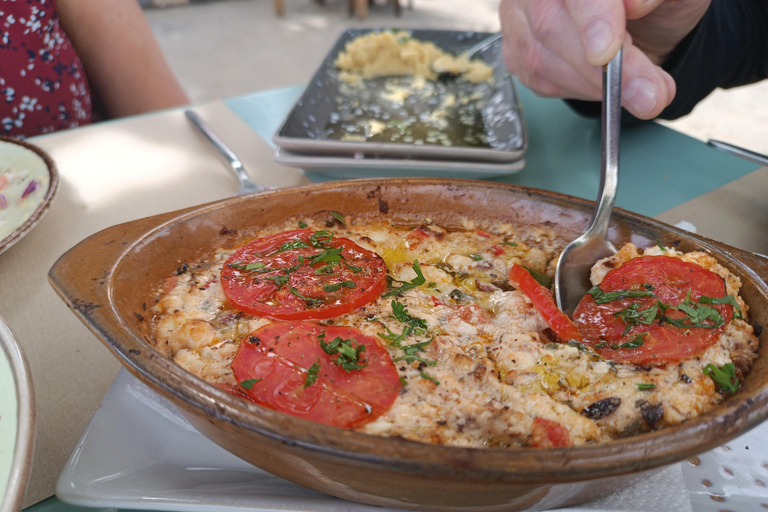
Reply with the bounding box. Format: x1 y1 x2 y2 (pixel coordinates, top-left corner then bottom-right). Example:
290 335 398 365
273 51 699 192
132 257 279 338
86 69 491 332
588 48 622 237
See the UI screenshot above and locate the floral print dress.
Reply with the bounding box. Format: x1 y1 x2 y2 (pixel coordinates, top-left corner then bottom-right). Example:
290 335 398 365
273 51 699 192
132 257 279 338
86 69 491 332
0 0 93 139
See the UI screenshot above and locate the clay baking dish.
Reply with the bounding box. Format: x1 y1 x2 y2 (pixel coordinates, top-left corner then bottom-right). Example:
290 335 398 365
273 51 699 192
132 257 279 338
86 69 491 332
48 178 768 512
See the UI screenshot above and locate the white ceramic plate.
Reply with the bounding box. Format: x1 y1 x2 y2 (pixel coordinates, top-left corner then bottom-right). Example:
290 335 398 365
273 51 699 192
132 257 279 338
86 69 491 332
0 137 59 255
274 147 524 179
57 369 704 512
0 315 35 512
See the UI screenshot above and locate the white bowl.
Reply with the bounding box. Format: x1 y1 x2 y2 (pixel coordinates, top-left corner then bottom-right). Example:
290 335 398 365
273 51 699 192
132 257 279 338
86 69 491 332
0 315 35 512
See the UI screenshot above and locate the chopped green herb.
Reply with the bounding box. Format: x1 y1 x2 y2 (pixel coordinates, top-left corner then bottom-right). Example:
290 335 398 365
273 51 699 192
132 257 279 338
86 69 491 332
304 361 321 388
419 370 440 386
469 253 483 261
656 239 667 252
668 301 724 329
700 294 743 319
703 363 738 393
588 285 656 304
298 221 308 229
344 261 363 273
500 241 518 247
610 332 646 349
314 264 337 275
239 378 262 389
309 230 334 248
309 246 344 266
228 261 269 272
270 230 333 256
391 301 428 330
656 291 725 329
608 288 737 333
637 383 655 391
383 260 426 297
378 324 414 347
393 339 436 366
379 301 428 348
523 266 553 289
614 303 659 334
390 302 408 321
566 340 603 359
283 255 305 274
330 211 347 226
323 280 357 292
264 275 289 286
318 333 368 372
277 239 311 252
288 286 322 308
398 376 408 387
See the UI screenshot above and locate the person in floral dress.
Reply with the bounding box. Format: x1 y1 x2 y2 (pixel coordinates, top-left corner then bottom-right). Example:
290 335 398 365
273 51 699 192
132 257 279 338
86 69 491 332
0 0 188 139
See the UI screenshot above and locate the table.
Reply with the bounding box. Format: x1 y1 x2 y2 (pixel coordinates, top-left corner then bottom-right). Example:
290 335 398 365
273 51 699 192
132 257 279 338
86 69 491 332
4 82 766 512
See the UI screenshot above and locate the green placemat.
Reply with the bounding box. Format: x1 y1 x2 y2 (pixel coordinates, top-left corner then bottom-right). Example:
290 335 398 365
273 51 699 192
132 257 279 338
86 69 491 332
225 82 760 218
494 85 761 217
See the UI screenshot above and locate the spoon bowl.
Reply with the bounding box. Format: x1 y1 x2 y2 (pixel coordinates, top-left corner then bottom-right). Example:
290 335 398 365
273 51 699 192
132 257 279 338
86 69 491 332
555 48 622 316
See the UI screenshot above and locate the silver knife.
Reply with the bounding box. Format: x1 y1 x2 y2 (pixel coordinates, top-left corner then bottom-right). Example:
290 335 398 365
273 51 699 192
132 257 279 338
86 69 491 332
707 139 768 167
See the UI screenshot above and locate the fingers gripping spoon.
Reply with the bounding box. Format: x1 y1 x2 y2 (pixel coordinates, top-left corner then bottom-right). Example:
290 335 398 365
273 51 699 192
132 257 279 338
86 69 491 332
554 48 622 316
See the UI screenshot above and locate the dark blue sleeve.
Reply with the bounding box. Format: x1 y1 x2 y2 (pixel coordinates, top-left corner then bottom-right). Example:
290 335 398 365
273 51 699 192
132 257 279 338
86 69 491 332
565 0 768 121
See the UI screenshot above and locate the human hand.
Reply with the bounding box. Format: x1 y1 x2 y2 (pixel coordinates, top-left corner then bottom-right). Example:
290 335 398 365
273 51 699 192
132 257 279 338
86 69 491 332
499 0 711 119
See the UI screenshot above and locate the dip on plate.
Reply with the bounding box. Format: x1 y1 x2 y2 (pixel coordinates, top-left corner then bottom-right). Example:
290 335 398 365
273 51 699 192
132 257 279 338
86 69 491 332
0 138 54 246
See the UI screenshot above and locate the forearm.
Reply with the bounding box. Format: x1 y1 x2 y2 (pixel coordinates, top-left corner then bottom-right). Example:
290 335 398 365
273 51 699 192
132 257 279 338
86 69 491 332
57 0 189 119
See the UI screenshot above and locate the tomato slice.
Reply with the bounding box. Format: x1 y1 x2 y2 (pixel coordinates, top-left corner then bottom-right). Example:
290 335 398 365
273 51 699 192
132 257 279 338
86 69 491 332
531 418 572 448
508 264 583 342
572 256 734 365
230 321 401 428
221 229 387 320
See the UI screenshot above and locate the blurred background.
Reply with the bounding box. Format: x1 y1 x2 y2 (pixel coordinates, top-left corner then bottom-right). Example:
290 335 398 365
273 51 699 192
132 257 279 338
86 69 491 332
143 0 768 157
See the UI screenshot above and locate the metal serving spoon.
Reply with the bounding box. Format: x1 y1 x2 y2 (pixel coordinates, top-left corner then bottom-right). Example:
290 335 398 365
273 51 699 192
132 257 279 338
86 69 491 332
554 48 623 316
184 110 265 195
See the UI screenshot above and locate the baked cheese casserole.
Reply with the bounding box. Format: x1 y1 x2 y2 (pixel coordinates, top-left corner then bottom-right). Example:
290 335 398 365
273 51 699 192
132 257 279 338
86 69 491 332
149 211 759 448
